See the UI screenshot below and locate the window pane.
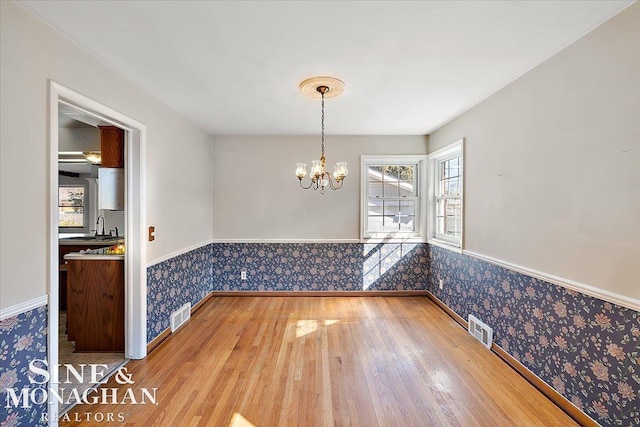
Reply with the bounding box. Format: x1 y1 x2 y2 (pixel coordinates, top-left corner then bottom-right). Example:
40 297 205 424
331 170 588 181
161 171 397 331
383 200 399 217
436 197 462 238
447 177 460 196
382 215 398 232
446 198 461 216
368 199 383 216
399 200 415 216
369 181 383 198
382 166 399 183
447 157 459 178
399 181 415 198
367 198 383 231
455 216 462 236
59 207 84 227
445 217 456 235
382 180 399 197
368 166 383 176
398 166 414 182
367 215 384 232
59 187 84 207
399 216 415 232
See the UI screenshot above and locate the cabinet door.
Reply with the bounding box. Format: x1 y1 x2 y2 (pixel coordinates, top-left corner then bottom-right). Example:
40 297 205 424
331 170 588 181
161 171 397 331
67 259 124 352
99 126 124 168
98 168 124 210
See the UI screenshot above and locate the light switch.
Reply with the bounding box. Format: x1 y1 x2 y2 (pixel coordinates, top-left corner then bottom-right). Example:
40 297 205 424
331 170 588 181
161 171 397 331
148 226 155 241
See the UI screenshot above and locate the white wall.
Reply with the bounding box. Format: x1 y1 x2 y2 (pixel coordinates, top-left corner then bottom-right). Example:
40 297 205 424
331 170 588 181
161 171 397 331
0 1 213 309
211 135 428 240
429 3 640 302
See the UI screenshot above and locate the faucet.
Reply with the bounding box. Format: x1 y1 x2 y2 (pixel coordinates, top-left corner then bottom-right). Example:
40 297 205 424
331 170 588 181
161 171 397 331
96 215 106 236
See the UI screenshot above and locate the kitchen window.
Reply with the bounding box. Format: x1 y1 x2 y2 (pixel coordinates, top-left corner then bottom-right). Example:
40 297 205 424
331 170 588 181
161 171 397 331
59 185 88 231
361 155 427 241
427 139 463 250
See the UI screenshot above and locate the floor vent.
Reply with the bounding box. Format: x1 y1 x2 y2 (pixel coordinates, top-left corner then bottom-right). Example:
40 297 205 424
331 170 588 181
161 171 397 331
171 302 191 332
468 314 493 348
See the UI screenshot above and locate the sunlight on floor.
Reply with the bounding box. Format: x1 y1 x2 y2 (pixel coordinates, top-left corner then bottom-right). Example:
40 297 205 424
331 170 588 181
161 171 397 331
229 413 255 427
430 370 453 393
296 319 340 338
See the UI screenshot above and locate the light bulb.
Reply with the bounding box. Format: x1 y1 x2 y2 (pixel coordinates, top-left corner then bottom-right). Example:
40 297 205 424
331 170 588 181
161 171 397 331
333 162 348 180
311 160 323 179
295 163 307 178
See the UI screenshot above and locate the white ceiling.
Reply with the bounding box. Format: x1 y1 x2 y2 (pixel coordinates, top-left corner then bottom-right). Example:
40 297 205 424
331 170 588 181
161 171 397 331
58 103 101 129
20 1 633 136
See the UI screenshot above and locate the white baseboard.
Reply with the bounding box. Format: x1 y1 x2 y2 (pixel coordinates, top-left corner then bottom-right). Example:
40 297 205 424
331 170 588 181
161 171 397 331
0 295 48 320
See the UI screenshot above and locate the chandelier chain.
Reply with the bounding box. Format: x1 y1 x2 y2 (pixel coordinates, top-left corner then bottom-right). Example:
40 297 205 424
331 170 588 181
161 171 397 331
321 91 325 157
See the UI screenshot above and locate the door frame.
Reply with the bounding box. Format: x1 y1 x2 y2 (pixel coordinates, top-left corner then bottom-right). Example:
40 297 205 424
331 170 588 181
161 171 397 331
48 81 147 424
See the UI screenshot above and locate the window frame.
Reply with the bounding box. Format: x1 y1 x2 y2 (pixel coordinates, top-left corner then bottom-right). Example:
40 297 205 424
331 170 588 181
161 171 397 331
58 182 90 234
427 139 464 252
360 155 427 242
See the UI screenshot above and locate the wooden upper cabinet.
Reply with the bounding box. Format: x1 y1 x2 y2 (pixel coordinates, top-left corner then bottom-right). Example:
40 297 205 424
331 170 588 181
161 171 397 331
99 125 124 168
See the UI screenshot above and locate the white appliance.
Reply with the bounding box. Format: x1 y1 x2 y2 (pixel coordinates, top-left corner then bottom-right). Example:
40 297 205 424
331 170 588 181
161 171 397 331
98 168 124 210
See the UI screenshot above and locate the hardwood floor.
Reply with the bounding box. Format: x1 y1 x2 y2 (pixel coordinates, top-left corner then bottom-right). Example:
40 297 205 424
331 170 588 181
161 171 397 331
60 297 578 426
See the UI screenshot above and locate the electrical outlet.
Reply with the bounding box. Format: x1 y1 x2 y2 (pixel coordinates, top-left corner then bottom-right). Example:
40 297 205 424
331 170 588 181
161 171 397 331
439 279 444 290
241 270 247 280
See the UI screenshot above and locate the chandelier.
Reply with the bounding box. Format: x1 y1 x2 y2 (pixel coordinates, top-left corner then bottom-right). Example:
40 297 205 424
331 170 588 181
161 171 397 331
296 77 348 193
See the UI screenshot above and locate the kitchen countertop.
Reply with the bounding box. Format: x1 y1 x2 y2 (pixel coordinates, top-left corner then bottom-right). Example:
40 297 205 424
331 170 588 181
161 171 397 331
63 243 125 260
59 236 124 246
64 253 124 260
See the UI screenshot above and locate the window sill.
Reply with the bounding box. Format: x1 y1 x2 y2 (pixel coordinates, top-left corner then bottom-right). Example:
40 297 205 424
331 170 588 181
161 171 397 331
427 238 462 253
361 235 426 244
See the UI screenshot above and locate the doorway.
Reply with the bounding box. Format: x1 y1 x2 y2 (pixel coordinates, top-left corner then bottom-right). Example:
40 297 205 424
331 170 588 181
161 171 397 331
48 81 147 425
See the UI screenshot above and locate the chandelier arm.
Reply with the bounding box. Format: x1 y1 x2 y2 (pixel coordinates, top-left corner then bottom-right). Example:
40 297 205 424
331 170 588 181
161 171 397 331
299 178 314 190
326 173 337 190
331 178 344 190
324 172 342 191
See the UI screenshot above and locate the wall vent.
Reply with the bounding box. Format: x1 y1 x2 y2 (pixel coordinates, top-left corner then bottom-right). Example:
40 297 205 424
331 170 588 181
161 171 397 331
171 302 191 332
468 314 493 348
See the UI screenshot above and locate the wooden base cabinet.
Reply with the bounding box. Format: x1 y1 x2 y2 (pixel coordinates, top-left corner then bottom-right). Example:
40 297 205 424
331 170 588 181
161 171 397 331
67 258 124 352
59 243 113 311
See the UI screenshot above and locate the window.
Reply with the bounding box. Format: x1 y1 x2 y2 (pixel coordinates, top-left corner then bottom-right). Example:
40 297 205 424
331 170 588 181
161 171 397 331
59 185 87 230
361 155 427 241
428 139 463 249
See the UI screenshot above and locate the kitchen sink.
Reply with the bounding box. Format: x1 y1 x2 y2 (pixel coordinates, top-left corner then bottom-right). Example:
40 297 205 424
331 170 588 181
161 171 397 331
60 236 120 241
61 236 97 241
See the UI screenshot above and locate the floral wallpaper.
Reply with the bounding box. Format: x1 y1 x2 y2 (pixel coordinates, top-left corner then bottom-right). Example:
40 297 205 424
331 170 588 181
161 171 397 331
426 245 640 427
210 242 428 292
0 305 48 427
147 244 212 343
